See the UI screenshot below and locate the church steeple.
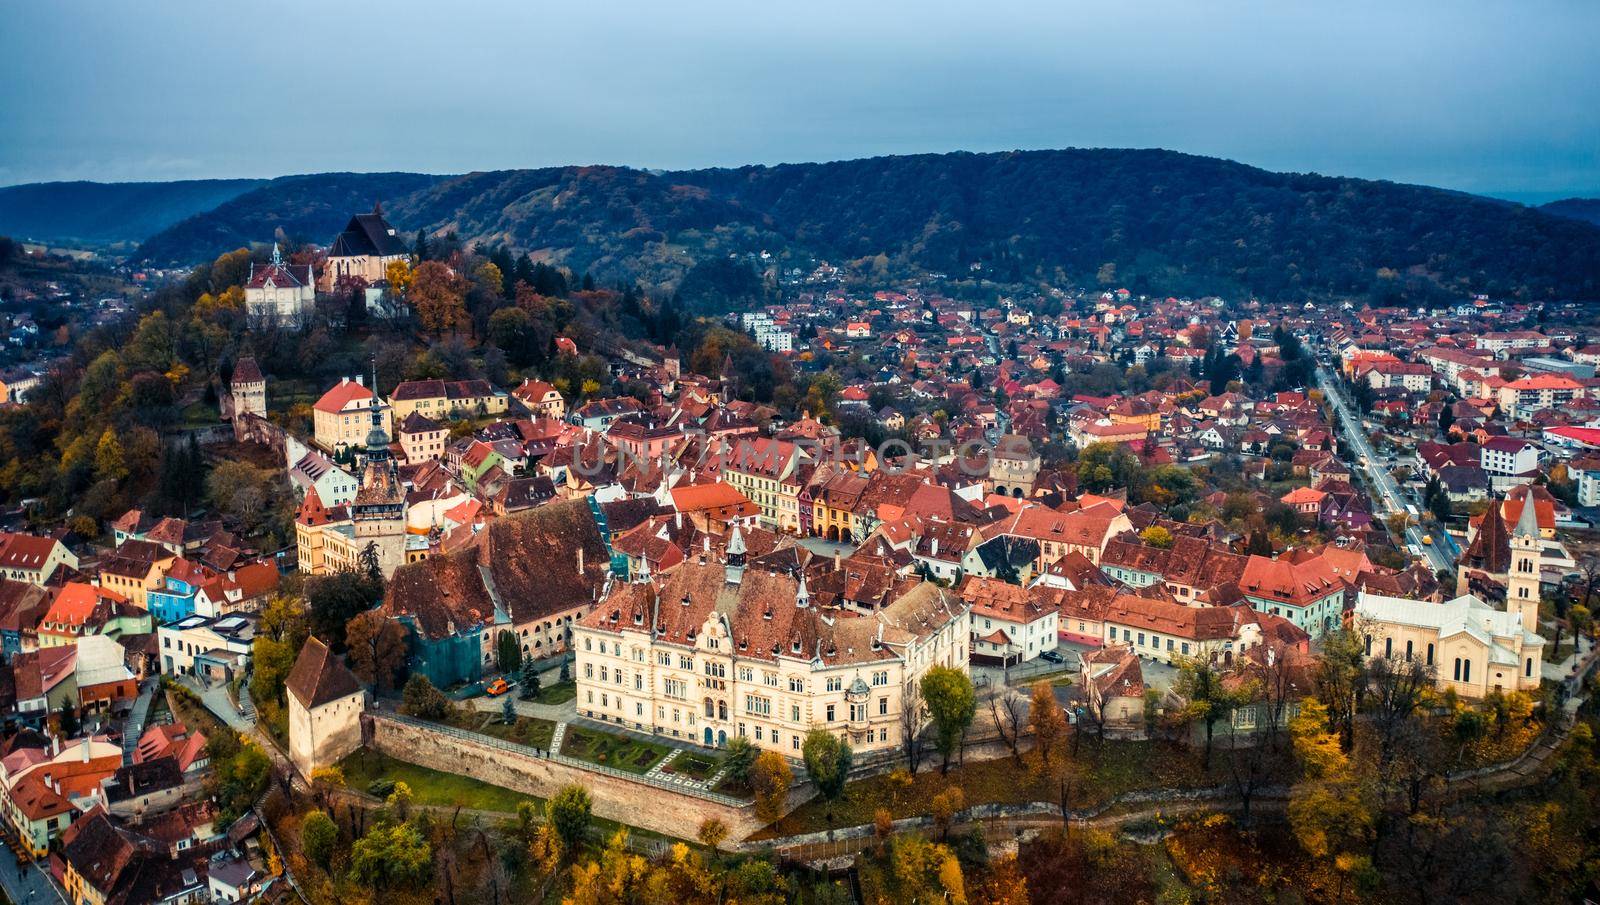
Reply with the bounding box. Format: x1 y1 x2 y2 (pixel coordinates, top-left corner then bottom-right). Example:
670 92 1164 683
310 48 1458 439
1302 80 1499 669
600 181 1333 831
1507 494 1543 634
362 360 390 465
724 524 746 585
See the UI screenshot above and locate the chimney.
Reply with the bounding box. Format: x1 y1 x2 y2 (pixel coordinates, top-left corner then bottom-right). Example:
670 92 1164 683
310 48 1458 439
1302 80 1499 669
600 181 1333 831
577 547 585 576
341 376 349 386
356 374 364 387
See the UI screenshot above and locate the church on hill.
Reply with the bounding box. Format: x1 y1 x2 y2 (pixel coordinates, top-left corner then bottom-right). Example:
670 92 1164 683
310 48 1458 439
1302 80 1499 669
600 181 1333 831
317 202 410 292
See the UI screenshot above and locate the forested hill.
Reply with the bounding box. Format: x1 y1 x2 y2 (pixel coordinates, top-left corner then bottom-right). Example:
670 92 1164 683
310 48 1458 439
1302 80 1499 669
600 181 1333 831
0 178 265 247
1541 198 1600 227
133 172 445 265
127 149 1600 303
667 150 1600 303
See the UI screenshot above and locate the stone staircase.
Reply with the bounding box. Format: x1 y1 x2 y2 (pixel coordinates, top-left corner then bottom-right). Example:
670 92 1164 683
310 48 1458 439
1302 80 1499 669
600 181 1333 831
120 682 156 765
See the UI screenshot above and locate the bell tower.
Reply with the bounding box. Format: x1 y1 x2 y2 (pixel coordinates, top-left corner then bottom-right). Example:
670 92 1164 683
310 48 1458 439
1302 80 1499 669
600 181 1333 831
1506 497 1542 633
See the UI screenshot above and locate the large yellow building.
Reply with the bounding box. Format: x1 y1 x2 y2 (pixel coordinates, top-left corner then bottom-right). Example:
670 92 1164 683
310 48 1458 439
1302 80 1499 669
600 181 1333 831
573 543 968 757
313 376 392 454
389 378 509 422
722 438 808 534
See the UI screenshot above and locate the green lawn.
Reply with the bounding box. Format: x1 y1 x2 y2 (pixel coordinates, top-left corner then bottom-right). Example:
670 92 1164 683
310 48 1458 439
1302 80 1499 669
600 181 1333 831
560 725 672 774
337 749 693 843
439 708 556 750
531 681 577 705
340 748 537 813
180 399 222 428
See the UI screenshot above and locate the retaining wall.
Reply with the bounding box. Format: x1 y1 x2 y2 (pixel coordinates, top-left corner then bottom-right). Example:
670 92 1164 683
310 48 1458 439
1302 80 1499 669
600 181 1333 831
363 713 800 840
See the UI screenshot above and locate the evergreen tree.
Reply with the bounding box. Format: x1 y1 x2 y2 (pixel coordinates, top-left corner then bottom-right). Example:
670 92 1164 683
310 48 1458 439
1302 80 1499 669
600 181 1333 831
518 657 542 700
412 230 430 263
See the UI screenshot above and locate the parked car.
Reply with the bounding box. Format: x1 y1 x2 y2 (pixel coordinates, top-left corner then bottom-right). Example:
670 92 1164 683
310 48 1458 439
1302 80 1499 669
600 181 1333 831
485 678 512 696
1040 649 1064 664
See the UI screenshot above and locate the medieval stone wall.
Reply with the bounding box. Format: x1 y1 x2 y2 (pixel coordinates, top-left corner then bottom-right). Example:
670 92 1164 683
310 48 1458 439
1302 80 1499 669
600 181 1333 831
363 714 804 840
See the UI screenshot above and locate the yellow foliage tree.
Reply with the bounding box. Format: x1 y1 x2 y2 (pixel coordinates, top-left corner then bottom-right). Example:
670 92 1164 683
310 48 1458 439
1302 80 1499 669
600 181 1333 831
751 750 793 824
94 428 127 481
385 259 413 295
1287 697 1374 861
885 834 966 905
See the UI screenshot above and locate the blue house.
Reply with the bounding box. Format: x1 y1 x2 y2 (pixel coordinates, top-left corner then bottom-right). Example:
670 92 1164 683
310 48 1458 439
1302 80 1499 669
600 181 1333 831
146 559 210 625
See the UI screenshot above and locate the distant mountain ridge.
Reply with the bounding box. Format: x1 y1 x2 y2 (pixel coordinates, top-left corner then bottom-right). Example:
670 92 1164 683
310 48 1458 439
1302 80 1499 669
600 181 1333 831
0 178 265 246
12 149 1600 303
133 172 445 265
383 150 1600 303
1540 198 1600 227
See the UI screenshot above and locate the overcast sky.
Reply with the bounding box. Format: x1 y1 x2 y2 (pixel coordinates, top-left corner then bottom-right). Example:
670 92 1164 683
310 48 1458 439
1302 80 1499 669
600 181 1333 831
3 0 1596 201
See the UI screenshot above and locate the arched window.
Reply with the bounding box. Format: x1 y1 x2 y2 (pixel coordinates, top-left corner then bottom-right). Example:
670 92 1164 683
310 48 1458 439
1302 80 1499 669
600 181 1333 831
1453 658 1462 681
1525 657 1533 677
1462 659 1472 683
1384 637 1392 658
1426 643 1434 666
704 698 714 718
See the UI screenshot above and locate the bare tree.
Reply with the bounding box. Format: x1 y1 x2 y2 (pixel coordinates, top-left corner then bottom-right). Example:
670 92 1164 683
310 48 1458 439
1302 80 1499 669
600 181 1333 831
987 687 1027 765
1222 695 1270 824
900 679 926 773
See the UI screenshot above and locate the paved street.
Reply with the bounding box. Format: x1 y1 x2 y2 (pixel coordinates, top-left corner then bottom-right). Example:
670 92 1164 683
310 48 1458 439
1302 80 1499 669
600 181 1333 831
1316 364 1456 575
0 840 67 905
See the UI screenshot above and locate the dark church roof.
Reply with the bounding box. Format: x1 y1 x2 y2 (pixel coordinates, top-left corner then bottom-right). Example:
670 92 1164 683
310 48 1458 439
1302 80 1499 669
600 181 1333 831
1459 496 1511 576
328 205 407 259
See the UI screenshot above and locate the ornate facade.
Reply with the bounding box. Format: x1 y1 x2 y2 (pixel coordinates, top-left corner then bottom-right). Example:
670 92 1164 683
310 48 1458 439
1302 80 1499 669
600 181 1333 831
573 533 968 757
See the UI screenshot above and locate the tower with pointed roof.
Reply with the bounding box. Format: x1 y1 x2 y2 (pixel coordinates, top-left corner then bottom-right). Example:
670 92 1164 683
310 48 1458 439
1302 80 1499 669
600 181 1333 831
724 524 746 586
1456 494 1512 598
350 365 407 578
229 356 266 424
1507 495 1543 633
286 636 366 778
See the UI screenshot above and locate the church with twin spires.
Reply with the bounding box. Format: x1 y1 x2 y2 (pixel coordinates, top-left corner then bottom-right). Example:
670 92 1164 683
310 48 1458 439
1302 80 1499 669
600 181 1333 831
1354 493 1547 700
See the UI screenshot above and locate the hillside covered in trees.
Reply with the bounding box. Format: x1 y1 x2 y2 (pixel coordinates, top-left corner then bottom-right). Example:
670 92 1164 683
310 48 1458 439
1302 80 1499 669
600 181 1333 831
0 178 265 247
18 149 1596 305
133 172 445 265
1541 197 1600 227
